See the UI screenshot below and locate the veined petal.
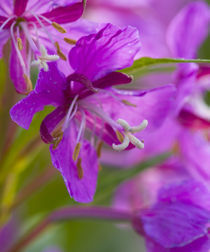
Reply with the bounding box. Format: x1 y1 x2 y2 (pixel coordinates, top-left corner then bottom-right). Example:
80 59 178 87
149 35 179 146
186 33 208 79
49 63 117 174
40 2 83 24
10 91 52 130
69 23 141 81
50 120 98 203
167 2 209 58
34 62 67 105
146 235 210 252
14 0 28 15
141 202 210 248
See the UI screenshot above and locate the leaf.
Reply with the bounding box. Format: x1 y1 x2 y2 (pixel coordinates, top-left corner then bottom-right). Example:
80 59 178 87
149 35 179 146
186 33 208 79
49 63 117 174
121 57 210 76
94 152 171 203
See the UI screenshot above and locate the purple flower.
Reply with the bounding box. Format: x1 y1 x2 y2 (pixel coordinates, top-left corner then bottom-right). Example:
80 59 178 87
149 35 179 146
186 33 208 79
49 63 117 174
0 0 84 94
10 24 175 203
132 180 210 251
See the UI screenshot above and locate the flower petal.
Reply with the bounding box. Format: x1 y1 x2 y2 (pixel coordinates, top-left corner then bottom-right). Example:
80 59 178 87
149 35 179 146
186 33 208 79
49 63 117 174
14 0 28 15
69 23 141 81
167 2 209 58
50 120 98 203
141 202 210 248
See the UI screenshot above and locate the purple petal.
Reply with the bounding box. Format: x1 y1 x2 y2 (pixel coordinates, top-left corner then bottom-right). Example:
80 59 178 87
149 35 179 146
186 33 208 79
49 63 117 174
10 91 52 130
69 23 141 81
40 105 67 143
177 109 210 129
34 62 67 105
141 202 210 248
93 72 132 89
41 2 83 24
50 120 98 203
14 0 28 15
9 36 30 94
167 2 209 58
146 235 210 252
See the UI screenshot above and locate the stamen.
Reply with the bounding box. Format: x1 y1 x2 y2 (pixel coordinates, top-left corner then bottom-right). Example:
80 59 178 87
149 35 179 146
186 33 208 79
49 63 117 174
31 44 59 71
54 42 67 61
20 22 38 52
63 95 79 130
96 141 103 158
52 22 66 33
52 132 63 150
112 119 148 151
112 135 130 151
115 130 124 143
76 158 84 179
121 99 137 107
23 74 33 93
98 163 103 171
17 37 23 51
64 37 77 45
72 142 81 161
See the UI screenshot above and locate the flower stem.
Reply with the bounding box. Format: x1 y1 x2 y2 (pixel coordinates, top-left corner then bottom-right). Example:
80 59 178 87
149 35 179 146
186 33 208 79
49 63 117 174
8 206 132 252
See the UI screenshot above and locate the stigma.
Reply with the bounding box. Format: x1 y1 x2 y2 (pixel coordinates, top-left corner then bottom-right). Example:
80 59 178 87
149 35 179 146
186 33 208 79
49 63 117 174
112 119 148 151
31 45 59 71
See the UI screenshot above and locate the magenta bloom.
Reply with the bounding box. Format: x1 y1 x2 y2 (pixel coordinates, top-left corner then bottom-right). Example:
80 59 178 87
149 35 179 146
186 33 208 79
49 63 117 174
0 0 84 93
131 180 210 251
10 24 175 203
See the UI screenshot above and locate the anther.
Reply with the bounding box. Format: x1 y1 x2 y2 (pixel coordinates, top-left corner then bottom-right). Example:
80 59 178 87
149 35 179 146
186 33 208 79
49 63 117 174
52 22 67 33
96 141 103 158
76 158 84 179
121 99 136 107
72 142 81 161
54 42 67 61
112 119 148 151
52 132 63 150
98 163 103 171
23 74 33 93
17 38 23 51
64 38 77 45
115 130 124 143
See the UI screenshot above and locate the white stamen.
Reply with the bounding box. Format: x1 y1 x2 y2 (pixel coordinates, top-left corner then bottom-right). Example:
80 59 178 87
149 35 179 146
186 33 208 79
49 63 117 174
112 135 130 151
20 22 38 52
112 119 148 151
63 95 79 130
76 111 86 143
31 44 59 71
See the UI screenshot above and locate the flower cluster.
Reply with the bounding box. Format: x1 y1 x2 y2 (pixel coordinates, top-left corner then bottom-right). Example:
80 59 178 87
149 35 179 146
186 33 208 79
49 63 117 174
0 0 210 251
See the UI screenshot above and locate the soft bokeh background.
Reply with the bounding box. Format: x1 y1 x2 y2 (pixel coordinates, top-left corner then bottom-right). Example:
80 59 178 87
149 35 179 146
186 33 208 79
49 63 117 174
0 0 209 251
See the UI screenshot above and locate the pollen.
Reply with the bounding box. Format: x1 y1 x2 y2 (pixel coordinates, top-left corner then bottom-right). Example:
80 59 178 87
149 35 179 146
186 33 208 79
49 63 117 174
64 37 77 45
121 99 136 107
52 132 63 150
112 119 148 151
17 38 23 51
115 130 124 143
54 42 67 61
96 141 103 158
52 22 67 33
73 142 81 161
23 74 33 94
76 158 84 179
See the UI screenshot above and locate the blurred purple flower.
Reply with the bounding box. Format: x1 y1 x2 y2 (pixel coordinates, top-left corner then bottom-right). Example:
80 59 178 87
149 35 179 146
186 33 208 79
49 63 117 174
10 23 175 203
0 0 84 93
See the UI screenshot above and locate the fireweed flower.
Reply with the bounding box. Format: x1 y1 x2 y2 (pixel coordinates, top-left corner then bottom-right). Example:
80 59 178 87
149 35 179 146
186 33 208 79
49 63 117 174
0 0 84 93
133 180 210 251
10 24 175 203
114 176 210 251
